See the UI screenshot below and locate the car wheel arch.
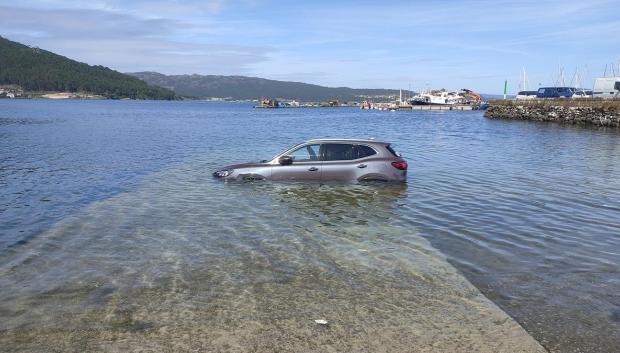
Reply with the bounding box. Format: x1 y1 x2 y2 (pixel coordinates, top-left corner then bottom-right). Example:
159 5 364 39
357 173 389 182
238 173 266 181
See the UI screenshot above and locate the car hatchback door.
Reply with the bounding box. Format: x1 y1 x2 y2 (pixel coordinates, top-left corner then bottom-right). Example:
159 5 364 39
270 143 322 181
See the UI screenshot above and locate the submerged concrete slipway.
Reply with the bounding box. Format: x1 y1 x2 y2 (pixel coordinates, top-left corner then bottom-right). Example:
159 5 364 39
0 165 544 352
1 100 619 352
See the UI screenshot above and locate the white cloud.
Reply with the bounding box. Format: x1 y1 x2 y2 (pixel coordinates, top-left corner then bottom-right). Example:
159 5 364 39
0 0 618 92
0 4 273 74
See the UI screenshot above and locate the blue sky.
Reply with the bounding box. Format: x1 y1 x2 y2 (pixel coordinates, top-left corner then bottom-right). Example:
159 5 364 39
1 0 619 93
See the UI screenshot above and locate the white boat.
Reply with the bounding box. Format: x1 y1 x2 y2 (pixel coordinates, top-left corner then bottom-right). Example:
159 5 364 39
409 89 481 106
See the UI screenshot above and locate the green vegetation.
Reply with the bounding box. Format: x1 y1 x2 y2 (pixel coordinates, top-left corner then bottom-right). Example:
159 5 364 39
0 36 176 100
130 71 412 102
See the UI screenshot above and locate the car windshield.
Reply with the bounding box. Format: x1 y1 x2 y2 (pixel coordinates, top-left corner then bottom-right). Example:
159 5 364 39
270 142 304 161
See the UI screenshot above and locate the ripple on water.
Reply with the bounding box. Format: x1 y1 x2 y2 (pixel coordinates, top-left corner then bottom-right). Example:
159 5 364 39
1 102 619 352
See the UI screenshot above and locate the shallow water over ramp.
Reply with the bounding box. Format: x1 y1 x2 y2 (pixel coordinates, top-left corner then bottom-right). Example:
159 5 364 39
0 161 545 352
4 100 619 352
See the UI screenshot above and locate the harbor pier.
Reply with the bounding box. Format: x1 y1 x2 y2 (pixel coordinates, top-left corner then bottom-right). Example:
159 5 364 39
485 99 620 127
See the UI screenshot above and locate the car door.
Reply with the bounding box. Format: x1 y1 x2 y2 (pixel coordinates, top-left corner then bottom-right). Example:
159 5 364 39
270 143 322 181
319 143 362 182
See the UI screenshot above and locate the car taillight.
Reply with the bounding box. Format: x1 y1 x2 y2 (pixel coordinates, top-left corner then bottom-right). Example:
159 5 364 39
391 161 408 170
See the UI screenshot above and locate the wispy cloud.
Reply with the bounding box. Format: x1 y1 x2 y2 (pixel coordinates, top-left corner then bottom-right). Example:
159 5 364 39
0 6 186 39
0 4 273 74
0 0 618 93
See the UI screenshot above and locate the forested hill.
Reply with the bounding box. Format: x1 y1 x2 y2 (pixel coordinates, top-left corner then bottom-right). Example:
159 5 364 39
0 36 176 100
129 71 412 101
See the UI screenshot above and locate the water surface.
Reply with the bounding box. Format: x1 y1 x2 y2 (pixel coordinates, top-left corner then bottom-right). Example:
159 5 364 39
1 100 619 352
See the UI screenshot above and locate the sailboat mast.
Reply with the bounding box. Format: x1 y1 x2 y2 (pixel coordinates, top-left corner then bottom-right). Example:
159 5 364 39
520 68 529 91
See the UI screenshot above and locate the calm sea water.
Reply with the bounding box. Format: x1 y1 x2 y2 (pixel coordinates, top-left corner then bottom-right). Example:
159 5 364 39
1 100 619 352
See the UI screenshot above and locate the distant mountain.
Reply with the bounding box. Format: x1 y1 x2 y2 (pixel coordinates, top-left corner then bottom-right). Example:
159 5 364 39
0 36 176 100
129 71 412 102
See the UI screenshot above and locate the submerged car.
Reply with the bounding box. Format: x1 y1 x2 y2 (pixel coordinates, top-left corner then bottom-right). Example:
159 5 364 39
213 139 408 182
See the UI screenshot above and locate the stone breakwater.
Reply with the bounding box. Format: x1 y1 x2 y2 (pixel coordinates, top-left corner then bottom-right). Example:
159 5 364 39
485 101 620 127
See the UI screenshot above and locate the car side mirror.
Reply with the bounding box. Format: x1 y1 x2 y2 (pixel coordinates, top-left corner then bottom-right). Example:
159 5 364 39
278 155 293 165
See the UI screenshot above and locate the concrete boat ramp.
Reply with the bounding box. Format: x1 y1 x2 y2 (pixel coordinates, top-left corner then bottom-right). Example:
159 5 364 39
0 166 547 352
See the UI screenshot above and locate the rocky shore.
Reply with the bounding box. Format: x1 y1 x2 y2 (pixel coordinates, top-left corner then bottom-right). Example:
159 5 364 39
485 100 620 127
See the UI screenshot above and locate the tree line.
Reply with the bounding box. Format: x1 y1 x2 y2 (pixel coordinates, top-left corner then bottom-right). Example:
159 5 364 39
0 36 176 100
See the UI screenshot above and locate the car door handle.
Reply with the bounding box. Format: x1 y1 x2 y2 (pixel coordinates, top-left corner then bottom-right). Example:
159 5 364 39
357 164 367 168
308 167 319 171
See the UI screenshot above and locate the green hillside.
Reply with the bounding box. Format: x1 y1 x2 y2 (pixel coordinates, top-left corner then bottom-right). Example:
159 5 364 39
0 36 176 100
129 71 413 102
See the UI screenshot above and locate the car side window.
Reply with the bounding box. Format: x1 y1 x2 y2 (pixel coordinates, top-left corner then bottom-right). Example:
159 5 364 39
322 144 356 161
289 144 320 162
357 145 377 158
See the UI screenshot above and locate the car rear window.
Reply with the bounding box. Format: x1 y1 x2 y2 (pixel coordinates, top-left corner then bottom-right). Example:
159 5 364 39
357 145 377 158
386 145 400 157
322 144 356 161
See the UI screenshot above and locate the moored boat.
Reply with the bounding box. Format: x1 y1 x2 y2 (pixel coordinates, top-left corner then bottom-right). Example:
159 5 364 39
409 88 482 106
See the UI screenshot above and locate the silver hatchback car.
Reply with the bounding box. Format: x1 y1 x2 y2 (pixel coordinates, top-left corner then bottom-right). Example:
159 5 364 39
213 139 408 182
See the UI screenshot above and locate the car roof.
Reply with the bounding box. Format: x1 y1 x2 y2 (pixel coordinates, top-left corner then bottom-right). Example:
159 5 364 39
305 138 390 145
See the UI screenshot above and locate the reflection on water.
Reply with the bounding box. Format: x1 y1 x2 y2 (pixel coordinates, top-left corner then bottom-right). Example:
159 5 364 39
1 100 619 352
0 165 544 352
257 182 408 224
